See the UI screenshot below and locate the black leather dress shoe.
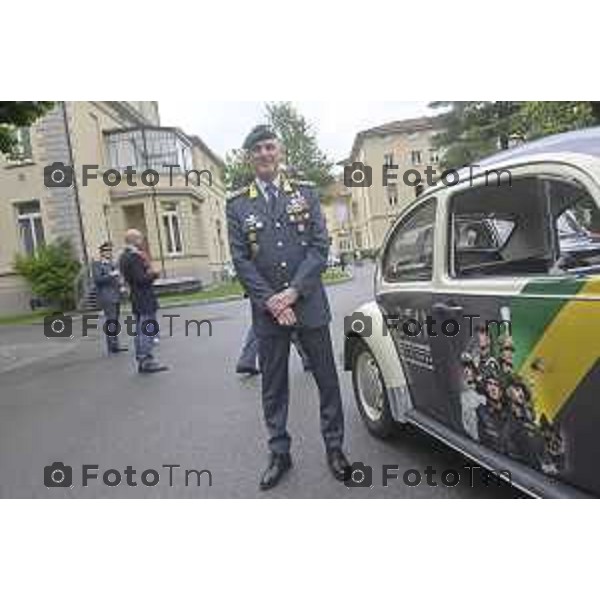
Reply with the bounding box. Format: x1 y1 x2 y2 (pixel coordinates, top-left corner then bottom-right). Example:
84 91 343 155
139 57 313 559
259 452 292 491
236 365 260 376
327 449 350 481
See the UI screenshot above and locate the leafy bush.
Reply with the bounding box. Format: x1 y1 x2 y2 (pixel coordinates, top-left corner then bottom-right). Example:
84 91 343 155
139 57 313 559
14 239 81 310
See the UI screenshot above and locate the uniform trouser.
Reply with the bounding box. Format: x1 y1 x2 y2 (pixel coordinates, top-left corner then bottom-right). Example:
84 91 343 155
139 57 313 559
134 311 158 362
101 302 121 352
257 325 344 454
238 325 311 371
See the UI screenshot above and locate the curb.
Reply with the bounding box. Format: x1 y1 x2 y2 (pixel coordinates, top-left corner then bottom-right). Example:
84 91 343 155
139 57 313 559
159 294 245 310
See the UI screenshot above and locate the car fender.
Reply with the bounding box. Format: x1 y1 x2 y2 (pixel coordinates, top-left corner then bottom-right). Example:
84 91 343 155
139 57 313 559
343 301 413 422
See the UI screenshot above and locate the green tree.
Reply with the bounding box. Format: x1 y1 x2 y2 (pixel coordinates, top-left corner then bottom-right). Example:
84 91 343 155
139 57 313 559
512 101 596 139
431 101 600 170
14 239 81 310
0 101 54 155
224 102 334 191
430 101 522 169
265 102 334 187
224 148 254 190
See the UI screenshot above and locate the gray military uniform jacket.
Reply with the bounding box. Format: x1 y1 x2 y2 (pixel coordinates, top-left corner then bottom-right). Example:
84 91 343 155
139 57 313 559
91 259 121 309
226 177 331 336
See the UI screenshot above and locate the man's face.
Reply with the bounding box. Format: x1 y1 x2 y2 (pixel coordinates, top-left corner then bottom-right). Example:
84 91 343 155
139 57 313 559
100 249 112 261
486 379 502 403
463 365 476 386
508 385 525 418
251 139 280 180
478 330 491 354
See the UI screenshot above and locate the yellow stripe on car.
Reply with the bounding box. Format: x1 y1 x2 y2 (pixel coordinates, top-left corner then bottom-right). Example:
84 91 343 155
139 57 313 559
519 279 600 422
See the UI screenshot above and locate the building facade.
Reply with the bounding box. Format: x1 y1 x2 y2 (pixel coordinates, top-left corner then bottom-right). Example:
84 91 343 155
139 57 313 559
321 176 353 257
0 101 228 314
343 116 441 253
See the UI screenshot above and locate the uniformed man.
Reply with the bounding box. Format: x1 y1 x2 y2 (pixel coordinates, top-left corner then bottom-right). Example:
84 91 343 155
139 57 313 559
92 242 127 355
226 125 349 490
476 374 510 453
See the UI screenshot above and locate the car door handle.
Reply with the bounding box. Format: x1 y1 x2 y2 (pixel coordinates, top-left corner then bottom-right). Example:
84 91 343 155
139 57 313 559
432 302 463 315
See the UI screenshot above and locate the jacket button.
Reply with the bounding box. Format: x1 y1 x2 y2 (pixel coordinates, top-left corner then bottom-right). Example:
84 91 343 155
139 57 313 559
301 241 307 246
280 261 287 268
277 241 283 247
275 222 281 228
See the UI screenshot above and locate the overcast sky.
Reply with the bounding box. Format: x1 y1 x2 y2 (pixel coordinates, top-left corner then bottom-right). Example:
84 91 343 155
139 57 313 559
158 101 438 163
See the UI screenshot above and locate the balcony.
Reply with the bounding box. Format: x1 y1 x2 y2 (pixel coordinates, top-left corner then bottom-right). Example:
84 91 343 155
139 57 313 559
105 126 194 172
103 127 211 200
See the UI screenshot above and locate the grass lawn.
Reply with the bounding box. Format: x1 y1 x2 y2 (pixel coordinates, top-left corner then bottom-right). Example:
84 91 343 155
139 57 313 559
159 267 351 307
0 309 54 327
158 280 244 306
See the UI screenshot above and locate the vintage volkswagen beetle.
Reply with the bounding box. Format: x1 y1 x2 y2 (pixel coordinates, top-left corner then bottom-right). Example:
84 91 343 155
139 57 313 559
344 127 600 498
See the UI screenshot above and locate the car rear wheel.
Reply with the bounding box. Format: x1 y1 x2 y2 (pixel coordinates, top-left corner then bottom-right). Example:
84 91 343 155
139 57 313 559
351 340 396 438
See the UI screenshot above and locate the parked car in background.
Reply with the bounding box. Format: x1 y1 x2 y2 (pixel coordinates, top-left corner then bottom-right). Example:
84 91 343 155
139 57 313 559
344 127 600 498
327 254 341 268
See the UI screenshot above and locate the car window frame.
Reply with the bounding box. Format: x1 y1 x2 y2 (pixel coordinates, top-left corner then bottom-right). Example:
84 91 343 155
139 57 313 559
446 175 559 280
381 196 438 284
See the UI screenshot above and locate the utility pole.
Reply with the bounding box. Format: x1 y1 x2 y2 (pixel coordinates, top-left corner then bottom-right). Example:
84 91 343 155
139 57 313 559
140 127 166 278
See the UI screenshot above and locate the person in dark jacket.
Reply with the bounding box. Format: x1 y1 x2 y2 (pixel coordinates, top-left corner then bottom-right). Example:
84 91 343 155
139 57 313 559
92 241 127 354
119 229 168 374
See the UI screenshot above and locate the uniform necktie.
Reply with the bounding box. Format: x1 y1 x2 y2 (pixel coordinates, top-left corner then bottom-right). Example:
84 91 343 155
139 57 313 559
264 182 278 215
265 182 278 204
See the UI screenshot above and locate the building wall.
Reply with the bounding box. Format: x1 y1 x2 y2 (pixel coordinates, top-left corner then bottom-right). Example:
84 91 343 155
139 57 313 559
190 146 229 281
0 101 226 314
321 178 353 257
349 123 439 252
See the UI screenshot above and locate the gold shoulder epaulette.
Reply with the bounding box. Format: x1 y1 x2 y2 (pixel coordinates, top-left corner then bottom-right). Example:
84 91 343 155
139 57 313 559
226 185 250 201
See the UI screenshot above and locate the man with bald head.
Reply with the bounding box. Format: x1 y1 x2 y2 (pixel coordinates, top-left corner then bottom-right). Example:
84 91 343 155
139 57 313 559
119 229 168 374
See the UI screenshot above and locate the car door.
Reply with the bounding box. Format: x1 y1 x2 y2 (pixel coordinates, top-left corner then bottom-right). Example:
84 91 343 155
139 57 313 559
376 195 463 429
434 169 600 496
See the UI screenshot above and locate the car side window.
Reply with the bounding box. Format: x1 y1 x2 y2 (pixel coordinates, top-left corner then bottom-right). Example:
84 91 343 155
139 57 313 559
383 197 437 282
547 178 600 272
450 177 556 278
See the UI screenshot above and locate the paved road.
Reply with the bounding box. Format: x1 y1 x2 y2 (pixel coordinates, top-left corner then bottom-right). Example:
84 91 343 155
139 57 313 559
0 264 523 498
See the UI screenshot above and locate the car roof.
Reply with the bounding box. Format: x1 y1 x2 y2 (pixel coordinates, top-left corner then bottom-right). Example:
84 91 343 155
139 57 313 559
477 126 600 166
421 126 600 200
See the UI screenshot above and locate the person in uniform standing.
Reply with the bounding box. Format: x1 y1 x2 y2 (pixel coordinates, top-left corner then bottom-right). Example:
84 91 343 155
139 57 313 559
92 242 127 355
226 125 349 490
